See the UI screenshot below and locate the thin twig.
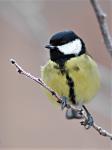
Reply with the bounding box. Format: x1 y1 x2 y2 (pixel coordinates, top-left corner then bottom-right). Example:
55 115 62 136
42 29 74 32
10 59 112 140
10 59 62 104
90 0 112 56
93 123 112 140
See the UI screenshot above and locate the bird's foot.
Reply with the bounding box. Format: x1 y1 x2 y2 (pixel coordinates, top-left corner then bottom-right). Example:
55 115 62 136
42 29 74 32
80 105 94 129
61 96 68 110
66 107 83 119
61 96 83 119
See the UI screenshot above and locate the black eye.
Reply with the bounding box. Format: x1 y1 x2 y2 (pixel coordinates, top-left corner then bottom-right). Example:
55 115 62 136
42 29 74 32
61 40 66 45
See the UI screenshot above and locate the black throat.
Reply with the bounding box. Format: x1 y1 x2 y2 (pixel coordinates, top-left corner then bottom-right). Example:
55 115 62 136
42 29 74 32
50 48 75 68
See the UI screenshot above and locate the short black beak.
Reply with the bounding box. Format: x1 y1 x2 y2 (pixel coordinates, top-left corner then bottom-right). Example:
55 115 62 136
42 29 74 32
45 45 55 50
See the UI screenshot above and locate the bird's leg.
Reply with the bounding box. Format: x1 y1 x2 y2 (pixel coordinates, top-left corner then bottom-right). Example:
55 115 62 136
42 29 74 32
61 96 68 110
61 96 83 119
80 105 94 129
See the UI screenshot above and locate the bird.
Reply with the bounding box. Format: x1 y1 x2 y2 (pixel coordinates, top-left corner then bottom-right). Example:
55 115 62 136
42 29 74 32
41 30 100 127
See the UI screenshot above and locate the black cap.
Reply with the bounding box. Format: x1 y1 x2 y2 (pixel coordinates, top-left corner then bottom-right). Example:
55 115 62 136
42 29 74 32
49 30 79 46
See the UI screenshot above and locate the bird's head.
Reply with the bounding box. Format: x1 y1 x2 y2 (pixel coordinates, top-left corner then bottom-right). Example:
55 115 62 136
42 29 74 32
45 30 86 64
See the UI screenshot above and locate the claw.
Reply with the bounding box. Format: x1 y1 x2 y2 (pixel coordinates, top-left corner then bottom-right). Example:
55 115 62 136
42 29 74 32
80 105 94 129
80 114 94 129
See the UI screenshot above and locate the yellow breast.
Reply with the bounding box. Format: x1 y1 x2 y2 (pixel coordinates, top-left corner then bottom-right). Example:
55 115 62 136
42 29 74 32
41 54 100 105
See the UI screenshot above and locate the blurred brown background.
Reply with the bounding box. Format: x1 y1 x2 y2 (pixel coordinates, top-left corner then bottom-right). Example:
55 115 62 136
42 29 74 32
0 0 112 150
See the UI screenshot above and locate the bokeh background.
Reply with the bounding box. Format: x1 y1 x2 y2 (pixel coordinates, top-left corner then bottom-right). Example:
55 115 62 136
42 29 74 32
0 0 112 150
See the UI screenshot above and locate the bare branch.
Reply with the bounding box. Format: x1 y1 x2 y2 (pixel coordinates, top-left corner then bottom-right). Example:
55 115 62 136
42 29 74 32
93 123 112 140
90 0 112 56
10 59 62 104
10 59 112 140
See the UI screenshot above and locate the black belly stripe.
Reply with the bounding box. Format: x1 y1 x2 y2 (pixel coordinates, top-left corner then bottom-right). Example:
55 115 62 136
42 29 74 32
57 63 76 105
66 73 76 105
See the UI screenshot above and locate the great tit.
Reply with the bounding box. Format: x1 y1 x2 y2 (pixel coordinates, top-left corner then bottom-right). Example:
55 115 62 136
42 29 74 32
41 30 100 126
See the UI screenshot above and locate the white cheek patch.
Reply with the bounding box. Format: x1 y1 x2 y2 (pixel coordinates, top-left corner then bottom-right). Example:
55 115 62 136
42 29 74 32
57 39 82 55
